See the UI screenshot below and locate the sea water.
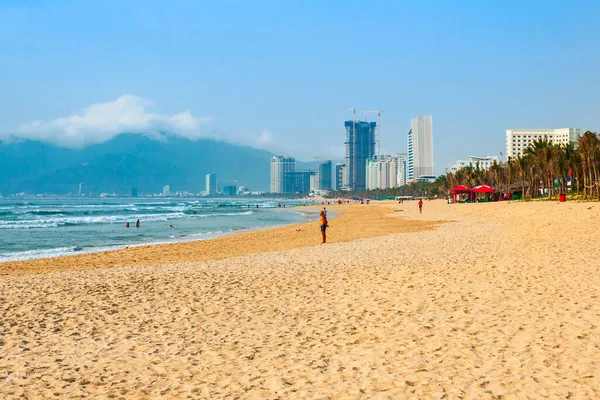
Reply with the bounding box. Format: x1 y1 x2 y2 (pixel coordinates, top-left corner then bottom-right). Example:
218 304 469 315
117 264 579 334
0 198 312 262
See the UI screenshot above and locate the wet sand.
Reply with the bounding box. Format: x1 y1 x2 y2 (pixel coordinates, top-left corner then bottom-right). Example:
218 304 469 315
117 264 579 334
1 200 599 398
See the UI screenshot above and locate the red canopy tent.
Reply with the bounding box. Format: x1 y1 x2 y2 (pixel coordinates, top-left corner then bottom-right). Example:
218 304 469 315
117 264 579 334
471 185 495 202
449 185 471 203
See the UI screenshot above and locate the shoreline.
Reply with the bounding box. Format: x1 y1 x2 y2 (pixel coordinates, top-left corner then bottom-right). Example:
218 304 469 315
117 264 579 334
0 202 443 275
0 206 319 264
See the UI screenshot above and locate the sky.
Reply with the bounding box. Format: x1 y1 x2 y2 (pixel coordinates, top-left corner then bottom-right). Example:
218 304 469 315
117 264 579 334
1 0 599 172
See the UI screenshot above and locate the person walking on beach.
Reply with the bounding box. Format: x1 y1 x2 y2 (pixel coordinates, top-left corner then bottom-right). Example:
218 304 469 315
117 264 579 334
418 199 423 214
319 210 329 244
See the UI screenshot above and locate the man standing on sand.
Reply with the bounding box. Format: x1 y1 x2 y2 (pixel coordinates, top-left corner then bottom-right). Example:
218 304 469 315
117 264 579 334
418 199 423 214
319 210 329 244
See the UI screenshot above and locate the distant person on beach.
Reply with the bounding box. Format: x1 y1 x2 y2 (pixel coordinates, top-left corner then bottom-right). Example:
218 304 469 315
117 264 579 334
278 202 281 208
418 199 423 214
126 222 130 228
136 219 140 228
319 210 329 244
170 225 174 228
323 207 327 217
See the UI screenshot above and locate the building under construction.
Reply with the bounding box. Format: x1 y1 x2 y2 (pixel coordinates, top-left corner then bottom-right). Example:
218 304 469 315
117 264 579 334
343 120 376 190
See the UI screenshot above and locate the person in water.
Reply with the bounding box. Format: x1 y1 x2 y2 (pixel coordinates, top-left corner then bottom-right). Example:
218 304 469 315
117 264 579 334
170 224 174 228
126 222 130 228
136 219 140 228
319 210 329 244
418 199 423 214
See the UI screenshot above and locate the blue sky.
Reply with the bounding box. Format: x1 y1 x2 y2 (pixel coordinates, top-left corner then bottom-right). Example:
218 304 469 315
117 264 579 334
1 0 599 172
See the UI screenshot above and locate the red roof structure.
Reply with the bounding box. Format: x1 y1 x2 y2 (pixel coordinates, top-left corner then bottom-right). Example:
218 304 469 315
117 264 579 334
471 185 494 193
450 185 471 193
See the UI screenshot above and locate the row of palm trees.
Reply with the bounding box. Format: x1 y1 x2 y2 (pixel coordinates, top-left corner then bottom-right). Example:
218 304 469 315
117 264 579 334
445 131 600 200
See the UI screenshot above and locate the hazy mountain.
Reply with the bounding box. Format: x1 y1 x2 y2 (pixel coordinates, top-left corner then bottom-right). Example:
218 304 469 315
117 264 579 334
0 134 284 195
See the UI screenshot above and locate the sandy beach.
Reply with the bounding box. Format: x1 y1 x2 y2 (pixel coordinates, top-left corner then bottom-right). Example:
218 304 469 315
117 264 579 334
1 200 599 398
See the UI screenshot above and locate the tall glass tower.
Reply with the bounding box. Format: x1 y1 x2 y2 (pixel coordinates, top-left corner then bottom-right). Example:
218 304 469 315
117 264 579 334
344 120 376 190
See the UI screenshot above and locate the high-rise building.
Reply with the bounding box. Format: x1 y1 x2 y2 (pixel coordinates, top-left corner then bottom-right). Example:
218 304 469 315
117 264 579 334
270 156 295 193
395 153 408 187
162 185 170 196
506 128 581 158
408 116 433 181
344 120 376 190
205 173 217 196
366 153 409 190
335 163 345 191
284 171 313 194
223 185 237 197
318 160 332 191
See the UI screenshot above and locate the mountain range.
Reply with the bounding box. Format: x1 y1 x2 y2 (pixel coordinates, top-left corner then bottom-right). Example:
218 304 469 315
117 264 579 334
0 134 318 195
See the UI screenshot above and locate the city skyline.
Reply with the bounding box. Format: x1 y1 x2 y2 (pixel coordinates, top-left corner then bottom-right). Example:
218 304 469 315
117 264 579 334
1 1 598 174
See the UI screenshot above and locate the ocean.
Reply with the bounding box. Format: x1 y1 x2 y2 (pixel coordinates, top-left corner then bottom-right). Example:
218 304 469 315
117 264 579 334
0 198 311 262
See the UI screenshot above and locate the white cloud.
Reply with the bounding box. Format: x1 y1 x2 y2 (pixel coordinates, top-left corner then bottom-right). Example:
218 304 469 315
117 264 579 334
256 130 273 146
14 95 212 147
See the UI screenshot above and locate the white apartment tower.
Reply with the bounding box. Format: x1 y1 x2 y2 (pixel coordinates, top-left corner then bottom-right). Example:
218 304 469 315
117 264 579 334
408 116 433 181
162 185 170 196
506 128 581 158
205 173 217 196
270 156 295 194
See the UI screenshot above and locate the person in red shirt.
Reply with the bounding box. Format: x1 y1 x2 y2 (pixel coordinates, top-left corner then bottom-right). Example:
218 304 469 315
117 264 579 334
418 199 423 214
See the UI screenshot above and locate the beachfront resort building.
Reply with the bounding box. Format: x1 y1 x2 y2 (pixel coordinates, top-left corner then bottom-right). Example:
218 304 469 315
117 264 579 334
205 173 217 196
318 160 333 191
453 156 499 172
344 120 376 190
506 128 581 158
270 156 296 194
408 116 433 182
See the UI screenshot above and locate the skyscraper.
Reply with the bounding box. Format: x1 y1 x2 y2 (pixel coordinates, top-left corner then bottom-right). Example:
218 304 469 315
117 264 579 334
205 173 217 196
270 156 295 193
344 120 376 190
162 185 170 196
318 160 332 191
335 163 345 191
407 116 433 181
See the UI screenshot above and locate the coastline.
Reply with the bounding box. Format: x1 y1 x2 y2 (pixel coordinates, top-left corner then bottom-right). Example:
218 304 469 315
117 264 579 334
0 202 443 275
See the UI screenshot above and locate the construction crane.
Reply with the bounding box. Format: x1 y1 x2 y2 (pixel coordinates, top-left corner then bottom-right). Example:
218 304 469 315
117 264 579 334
364 109 384 160
348 107 356 121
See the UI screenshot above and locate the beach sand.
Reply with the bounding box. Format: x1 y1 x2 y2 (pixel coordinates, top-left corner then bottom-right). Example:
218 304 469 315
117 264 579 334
1 200 599 398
